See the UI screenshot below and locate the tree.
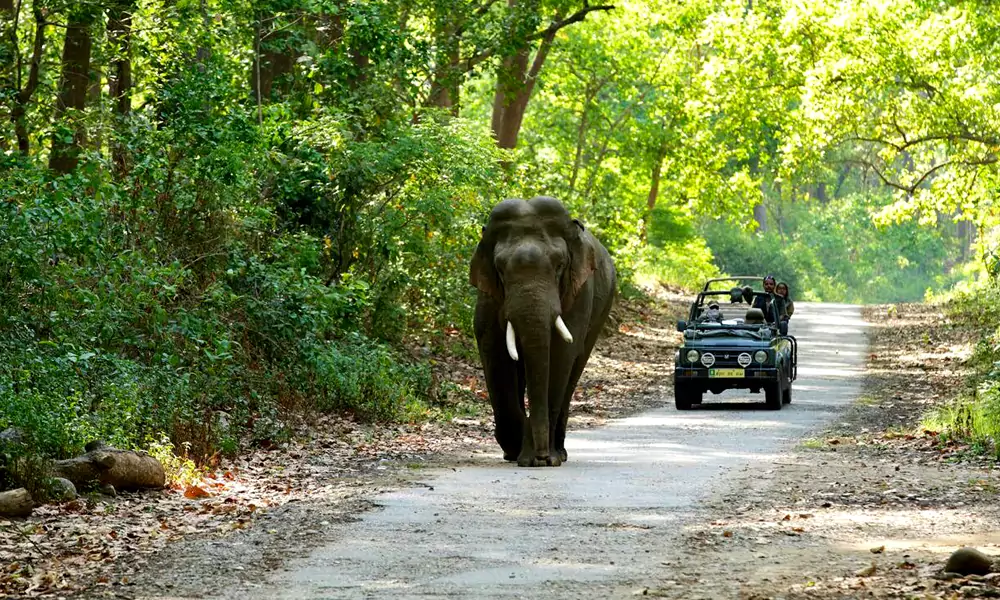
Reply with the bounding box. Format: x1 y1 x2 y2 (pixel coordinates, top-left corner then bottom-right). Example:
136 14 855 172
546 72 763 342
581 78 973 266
4 3 47 155
50 5 97 173
107 0 135 173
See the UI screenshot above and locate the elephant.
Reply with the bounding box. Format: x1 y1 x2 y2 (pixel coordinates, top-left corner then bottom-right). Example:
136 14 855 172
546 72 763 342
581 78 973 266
469 196 617 467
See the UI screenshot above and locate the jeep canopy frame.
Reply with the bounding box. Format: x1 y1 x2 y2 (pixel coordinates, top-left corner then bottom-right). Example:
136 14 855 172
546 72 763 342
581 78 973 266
701 276 764 292
685 289 782 327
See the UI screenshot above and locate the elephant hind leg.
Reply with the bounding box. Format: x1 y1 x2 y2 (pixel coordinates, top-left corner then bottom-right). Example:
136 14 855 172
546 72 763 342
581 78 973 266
553 355 587 463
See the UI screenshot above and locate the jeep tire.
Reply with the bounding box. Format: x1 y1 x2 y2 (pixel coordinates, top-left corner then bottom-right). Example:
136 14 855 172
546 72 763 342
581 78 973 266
764 379 783 410
674 382 700 411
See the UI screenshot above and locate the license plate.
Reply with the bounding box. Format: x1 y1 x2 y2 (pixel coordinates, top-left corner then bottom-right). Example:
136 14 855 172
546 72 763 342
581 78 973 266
709 368 744 378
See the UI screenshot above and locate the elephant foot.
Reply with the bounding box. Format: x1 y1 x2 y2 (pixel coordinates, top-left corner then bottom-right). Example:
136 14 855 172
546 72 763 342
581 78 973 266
516 453 562 467
502 451 518 462
556 448 568 463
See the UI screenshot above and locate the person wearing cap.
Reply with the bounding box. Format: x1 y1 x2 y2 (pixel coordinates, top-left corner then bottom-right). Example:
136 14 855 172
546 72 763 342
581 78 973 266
700 301 723 323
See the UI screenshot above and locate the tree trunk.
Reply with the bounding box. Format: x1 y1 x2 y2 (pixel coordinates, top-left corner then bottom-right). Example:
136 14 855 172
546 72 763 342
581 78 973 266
0 488 33 517
753 202 767 232
0 0 14 152
87 61 103 152
107 0 135 174
427 45 461 114
642 149 666 242
426 9 461 115
251 14 295 104
11 7 45 155
50 8 94 174
815 181 828 204
567 97 592 196
491 32 555 150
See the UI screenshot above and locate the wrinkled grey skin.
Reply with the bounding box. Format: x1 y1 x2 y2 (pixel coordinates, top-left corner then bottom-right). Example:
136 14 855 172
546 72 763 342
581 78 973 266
470 197 617 467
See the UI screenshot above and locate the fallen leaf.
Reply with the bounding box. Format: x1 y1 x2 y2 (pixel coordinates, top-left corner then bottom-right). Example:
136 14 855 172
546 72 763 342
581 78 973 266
183 486 211 499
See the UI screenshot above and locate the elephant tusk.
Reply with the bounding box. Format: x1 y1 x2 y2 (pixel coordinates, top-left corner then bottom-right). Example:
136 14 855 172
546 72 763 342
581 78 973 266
555 316 574 344
506 321 519 361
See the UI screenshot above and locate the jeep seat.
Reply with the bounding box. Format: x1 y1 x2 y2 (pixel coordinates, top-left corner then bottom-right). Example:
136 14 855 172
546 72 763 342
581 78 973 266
744 308 766 325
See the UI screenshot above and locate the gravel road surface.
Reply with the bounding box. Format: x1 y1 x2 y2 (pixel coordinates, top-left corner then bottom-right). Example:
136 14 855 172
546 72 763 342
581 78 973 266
233 303 867 599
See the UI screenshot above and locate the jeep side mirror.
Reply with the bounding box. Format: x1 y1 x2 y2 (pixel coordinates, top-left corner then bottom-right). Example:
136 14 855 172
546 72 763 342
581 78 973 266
778 321 788 336
676 320 687 332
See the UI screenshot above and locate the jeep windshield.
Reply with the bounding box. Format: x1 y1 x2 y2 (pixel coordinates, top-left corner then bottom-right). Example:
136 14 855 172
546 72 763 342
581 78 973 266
684 289 779 338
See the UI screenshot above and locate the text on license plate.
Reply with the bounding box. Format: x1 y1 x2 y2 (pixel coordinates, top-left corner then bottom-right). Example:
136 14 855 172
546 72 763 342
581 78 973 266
709 368 744 378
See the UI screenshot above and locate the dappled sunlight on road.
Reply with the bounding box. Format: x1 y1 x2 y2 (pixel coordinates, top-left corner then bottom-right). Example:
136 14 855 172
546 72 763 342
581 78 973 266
245 302 871 600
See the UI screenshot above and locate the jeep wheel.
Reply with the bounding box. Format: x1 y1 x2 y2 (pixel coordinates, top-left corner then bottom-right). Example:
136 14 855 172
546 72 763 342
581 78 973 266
782 374 792 405
764 380 782 410
674 383 698 411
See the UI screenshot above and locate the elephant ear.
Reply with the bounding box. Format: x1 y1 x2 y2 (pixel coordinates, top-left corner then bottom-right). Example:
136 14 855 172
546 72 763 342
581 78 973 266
470 239 502 299
562 219 596 312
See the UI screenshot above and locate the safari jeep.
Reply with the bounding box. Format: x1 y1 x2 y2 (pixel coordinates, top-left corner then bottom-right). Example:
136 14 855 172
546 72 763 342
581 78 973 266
673 277 797 410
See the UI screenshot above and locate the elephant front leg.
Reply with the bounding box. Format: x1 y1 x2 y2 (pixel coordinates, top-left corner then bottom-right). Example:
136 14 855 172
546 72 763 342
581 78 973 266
484 357 525 461
477 321 525 461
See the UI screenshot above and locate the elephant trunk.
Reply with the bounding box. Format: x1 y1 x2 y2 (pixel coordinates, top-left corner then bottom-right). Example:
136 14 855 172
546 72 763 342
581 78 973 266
516 317 551 463
504 288 556 462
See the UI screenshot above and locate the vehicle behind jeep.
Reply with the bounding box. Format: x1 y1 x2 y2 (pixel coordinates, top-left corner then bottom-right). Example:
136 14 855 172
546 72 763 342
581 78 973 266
673 277 797 410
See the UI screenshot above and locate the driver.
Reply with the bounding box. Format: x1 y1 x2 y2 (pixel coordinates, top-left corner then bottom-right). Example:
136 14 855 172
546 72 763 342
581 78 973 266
752 275 779 322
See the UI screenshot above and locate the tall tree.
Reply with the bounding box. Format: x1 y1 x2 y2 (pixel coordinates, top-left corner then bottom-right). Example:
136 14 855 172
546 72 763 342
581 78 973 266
50 6 97 173
251 9 295 106
490 2 612 149
0 0 14 152
107 0 135 173
8 4 46 155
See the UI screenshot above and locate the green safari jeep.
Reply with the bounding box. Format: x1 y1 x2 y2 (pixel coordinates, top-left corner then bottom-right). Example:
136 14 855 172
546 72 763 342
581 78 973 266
673 277 797 410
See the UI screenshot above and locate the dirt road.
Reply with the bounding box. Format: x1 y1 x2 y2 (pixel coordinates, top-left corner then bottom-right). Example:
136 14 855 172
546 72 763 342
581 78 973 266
170 303 862 600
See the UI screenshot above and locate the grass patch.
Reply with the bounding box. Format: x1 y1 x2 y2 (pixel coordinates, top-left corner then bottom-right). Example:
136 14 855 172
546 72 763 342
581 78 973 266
800 438 825 450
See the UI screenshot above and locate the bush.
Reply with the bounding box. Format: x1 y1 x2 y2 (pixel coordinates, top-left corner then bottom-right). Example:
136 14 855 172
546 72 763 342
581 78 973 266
0 104 501 464
633 205 720 291
699 194 963 303
922 281 1000 452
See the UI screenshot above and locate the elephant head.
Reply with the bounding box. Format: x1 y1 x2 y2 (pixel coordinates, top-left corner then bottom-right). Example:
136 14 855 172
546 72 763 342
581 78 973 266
469 196 597 465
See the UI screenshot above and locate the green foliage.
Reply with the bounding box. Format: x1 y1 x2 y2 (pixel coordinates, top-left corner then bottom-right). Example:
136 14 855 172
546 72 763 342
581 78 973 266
700 194 964 303
2 0 998 468
0 51 501 463
634 205 720 290
921 281 1000 452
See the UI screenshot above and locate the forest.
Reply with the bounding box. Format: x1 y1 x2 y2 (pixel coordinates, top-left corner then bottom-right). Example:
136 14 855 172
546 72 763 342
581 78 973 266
1 0 999 473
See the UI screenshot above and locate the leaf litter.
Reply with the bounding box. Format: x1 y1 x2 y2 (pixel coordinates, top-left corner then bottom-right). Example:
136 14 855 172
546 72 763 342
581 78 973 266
637 302 1000 599
0 289 687 598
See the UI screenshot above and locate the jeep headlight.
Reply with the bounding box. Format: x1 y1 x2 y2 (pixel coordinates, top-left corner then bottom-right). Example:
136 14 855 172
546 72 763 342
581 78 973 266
754 350 768 364
686 350 700 363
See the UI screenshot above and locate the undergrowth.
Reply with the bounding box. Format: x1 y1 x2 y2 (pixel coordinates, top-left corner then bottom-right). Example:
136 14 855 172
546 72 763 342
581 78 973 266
921 279 1000 456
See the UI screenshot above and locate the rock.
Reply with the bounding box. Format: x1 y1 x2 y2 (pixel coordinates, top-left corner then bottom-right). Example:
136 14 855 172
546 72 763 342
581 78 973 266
944 547 994 576
84 439 108 453
0 427 24 449
98 483 117 497
47 477 77 502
